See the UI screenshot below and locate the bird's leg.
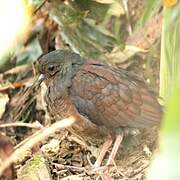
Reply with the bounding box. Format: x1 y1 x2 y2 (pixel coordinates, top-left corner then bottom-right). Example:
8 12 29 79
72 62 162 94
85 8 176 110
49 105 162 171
93 136 113 168
106 133 123 165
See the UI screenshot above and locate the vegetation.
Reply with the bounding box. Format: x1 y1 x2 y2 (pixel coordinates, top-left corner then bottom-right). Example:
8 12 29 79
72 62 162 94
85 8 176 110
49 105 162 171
0 0 179 179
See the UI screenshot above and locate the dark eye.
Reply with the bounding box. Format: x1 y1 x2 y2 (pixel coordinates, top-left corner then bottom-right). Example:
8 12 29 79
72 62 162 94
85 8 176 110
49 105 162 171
47 64 58 76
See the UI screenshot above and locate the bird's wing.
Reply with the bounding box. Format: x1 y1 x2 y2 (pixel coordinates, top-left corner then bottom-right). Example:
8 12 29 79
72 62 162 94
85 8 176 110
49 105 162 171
70 60 162 129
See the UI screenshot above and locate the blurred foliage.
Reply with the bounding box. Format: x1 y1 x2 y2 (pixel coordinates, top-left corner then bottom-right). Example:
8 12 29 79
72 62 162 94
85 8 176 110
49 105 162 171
16 37 43 65
0 50 14 72
17 152 52 180
148 85 180 180
0 36 43 72
28 0 46 13
160 2 180 101
0 0 163 72
50 0 125 59
135 0 161 30
0 0 45 72
148 1 180 179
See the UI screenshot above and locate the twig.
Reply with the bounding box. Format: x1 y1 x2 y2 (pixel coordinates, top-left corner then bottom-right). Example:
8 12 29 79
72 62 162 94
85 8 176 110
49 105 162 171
0 77 36 93
53 163 85 171
0 116 75 177
0 121 43 129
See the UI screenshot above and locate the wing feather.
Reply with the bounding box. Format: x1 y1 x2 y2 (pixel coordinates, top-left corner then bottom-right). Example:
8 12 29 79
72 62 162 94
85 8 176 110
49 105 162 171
70 61 162 129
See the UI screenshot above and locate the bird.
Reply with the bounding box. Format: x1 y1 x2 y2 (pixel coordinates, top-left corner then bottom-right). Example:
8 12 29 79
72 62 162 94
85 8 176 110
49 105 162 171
37 49 162 167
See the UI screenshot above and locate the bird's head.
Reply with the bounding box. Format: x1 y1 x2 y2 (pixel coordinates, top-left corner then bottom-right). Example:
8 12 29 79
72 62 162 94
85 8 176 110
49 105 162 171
37 49 83 86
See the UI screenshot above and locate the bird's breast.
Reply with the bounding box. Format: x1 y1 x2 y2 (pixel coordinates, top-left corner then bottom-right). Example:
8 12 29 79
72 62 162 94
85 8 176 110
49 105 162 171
45 85 77 120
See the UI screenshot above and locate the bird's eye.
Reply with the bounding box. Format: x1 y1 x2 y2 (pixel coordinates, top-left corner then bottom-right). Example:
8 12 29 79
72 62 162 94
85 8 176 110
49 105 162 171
47 64 58 76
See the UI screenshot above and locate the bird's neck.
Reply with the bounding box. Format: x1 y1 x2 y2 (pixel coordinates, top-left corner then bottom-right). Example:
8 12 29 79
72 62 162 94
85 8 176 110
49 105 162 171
71 57 84 75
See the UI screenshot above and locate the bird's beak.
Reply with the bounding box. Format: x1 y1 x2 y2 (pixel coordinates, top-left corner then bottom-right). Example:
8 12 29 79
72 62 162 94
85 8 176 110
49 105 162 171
36 74 45 86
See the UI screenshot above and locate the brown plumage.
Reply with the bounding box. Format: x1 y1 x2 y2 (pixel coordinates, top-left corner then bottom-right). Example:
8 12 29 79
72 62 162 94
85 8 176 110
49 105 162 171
38 49 162 167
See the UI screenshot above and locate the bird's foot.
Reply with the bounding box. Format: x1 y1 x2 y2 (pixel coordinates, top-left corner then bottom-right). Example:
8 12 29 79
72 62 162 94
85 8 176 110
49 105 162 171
86 133 123 177
92 137 113 168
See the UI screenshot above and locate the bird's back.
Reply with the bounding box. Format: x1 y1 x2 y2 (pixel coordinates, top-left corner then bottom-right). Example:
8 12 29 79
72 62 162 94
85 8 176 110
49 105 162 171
70 60 162 129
